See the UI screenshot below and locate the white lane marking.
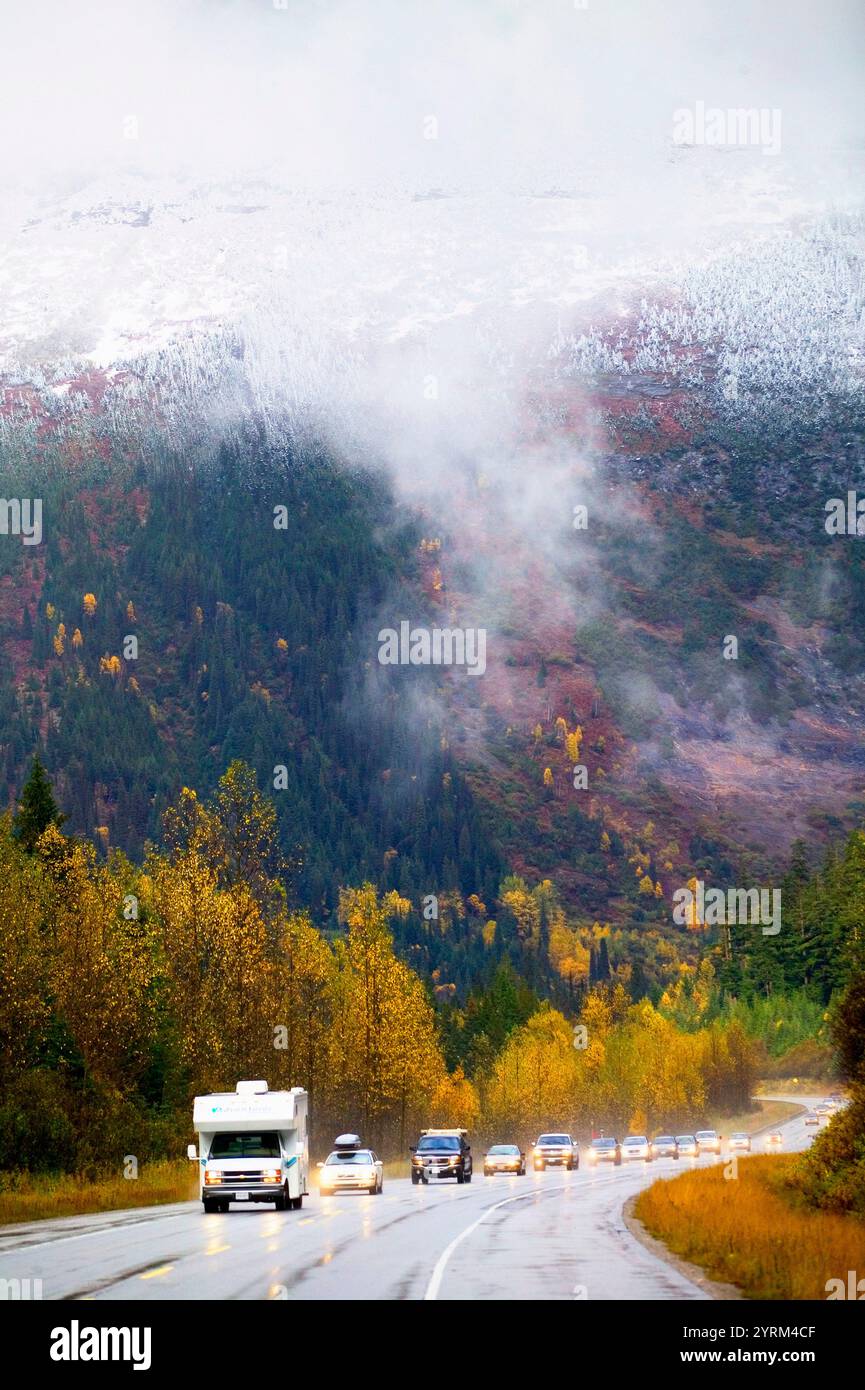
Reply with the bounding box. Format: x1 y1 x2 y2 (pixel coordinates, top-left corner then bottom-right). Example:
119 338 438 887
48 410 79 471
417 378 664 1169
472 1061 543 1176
424 1182 571 1300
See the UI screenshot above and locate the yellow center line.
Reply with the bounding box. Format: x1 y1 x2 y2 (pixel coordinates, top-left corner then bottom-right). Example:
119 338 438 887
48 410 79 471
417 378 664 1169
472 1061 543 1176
140 1264 173 1280
205 1243 231 1255
298 1217 314 1226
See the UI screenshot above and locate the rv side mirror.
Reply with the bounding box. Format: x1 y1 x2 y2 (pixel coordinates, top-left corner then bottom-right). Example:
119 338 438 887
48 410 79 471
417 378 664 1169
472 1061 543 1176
409 1145 416 1153
187 1144 198 1161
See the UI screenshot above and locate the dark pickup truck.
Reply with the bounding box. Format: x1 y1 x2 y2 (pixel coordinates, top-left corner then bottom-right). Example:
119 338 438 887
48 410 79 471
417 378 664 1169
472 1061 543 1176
410 1129 473 1184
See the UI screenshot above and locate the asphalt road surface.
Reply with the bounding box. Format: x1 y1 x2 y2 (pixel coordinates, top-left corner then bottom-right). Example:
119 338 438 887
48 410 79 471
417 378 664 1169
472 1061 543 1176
0 1096 823 1301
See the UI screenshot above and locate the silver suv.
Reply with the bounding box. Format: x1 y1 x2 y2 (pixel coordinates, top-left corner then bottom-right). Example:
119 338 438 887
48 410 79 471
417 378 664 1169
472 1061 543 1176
532 1132 578 1171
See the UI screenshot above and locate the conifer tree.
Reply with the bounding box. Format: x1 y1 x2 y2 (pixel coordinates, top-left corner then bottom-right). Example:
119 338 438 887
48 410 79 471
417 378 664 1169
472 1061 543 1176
12 756 65 852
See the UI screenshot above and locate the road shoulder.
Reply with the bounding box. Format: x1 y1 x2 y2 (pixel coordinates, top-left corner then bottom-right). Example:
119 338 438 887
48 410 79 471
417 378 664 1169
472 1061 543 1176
622 1194 743 1301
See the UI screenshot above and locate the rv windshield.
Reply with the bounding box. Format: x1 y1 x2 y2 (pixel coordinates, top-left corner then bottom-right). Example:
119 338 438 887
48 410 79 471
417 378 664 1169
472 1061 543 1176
209 1131 282 1159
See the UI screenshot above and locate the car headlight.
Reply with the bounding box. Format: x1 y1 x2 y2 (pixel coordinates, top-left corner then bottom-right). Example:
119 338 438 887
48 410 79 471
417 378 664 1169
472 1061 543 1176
204 1169 223 1185
412 1155 423 1165
263 1168 282 1183
448 1155 459 1165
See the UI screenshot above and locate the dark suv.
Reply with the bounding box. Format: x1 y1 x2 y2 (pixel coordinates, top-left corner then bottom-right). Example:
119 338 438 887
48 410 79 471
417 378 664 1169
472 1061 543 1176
410 1129 473 1184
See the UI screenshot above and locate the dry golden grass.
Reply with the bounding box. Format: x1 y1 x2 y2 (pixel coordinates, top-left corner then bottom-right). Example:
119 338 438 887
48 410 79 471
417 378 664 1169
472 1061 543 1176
635 1155 865 1300
0 1161 198 1227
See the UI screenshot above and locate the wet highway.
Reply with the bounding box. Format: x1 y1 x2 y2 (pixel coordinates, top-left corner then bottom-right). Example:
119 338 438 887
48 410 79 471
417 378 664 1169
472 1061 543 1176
0 1096 821 1301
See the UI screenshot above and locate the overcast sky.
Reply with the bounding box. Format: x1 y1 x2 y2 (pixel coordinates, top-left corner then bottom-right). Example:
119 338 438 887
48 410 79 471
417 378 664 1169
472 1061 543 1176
2 0 863 192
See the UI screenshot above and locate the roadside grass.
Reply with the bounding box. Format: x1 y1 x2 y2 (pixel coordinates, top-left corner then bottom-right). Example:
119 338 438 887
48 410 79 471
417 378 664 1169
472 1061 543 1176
634 1155 865 1300
0 1161 198 1227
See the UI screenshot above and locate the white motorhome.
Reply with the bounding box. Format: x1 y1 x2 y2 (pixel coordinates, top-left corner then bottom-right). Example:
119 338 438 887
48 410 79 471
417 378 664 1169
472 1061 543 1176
189 1080 309 1213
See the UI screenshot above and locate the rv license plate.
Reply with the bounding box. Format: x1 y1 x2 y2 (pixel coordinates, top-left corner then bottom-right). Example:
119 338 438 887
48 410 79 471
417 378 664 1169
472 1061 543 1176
234 1191 249 1200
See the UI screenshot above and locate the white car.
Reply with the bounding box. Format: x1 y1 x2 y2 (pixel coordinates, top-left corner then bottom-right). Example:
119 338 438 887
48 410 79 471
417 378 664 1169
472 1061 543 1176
804 1112 820 1126
318 1139 383 1195
651 1135 679 1159
728 1132 751 1152
675 1134 699 1157
532 1133 578 1171
765 1131 783 1149
621 1135 651 1162
484 1144 526 1176
695 1129 721 1155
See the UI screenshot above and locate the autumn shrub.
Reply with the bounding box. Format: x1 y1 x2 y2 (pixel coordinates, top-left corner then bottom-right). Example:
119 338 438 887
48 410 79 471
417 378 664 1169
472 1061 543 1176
0 1071 76 1172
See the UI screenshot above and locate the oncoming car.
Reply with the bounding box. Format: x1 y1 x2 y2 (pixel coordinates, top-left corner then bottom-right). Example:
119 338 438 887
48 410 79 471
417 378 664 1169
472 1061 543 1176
621 1135 651 1162
695 1129 721 1155
675 1134 698 1157
483 1144 526 1176
728 1132 751 1152
318 1137 383 1195
765 1131 784 1149
651 1135 679 1159
410 1129 473 1184
804 1111 821 1126
587 1137 621 1166
532 1133 578 1171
